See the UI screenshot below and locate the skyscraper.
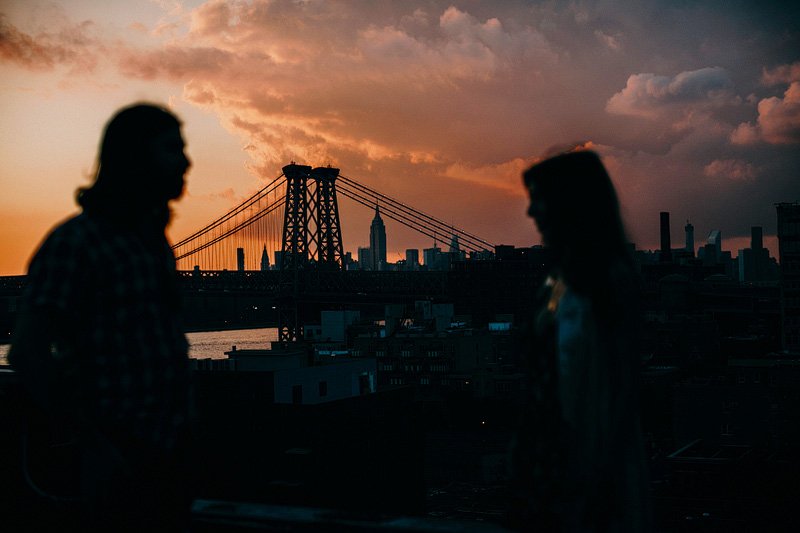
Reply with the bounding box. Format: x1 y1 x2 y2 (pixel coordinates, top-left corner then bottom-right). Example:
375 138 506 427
449 234 460 254
685 220 694 257
708 230 722 255
237 247 245 272
660 212 672 262
777 203 800 351
370 205 387 271
358 246 371 271
405 249 420 271
260 245 270 271
738 226 773 283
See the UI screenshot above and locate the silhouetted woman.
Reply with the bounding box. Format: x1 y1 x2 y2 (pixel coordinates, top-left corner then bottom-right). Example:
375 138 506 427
510 150 650 532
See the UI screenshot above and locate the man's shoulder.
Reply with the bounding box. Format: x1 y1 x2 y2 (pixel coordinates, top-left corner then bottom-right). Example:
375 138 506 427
31 212 101 262
45 212 102 242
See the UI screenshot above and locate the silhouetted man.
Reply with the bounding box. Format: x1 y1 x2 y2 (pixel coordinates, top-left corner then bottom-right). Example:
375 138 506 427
10 103 193 531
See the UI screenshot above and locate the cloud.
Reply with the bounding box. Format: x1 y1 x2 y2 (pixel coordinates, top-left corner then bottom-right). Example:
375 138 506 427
443 157 535 192
594 29 622 51
0 14 99 73
762 61 800 86
703 159 759 181
606 67 736 118
118 44 241 80
107 1 564 183
732 63 800 145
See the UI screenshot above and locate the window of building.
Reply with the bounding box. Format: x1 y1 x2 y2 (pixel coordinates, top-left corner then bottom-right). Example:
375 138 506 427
292 384 303 404
359 374 370 395
496 381 512 393
420 377 430 385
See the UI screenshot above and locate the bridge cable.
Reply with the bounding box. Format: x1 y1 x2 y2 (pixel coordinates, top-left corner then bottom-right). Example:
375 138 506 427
336 183 484 254
338 175 494 250
175 197 286 261
172 173 286 249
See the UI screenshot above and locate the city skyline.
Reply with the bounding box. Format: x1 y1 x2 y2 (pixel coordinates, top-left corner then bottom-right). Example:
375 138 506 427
1 0 798 275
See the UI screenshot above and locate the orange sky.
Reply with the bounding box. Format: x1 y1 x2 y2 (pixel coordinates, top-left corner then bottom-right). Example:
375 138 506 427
1 1 798 275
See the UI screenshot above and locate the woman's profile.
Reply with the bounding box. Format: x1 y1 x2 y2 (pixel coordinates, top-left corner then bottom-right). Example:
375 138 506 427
511 149 650 532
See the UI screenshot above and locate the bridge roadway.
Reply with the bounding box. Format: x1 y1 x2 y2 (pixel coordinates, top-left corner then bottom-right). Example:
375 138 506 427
178 269 449 299
1 260 547 334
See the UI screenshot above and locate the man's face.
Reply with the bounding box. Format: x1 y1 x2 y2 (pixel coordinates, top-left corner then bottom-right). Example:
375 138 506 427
148 126 191 201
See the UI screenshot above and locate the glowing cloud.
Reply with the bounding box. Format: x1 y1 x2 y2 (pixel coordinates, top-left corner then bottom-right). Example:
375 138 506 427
606 67 736 118
703 159 759 181
732 63 800 145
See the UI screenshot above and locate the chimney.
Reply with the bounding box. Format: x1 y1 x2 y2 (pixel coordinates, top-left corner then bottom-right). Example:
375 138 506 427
751 226 763 250
660 212 672 262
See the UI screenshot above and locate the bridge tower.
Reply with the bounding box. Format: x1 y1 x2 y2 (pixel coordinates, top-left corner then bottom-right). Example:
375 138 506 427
278 163 345 343
310 166 345 268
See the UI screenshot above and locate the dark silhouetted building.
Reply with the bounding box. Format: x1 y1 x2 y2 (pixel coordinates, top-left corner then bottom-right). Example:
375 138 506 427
660 211 672 262
777 203 800 351
685 220 694 257
260 245 270 271
406 249 420 271
738 226 777 283
237 247 245 272
423 245 448 271
357 246 371 271
708 230 722 257
369 205 386 271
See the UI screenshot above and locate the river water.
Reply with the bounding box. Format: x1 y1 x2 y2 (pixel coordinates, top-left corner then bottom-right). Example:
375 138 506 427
0 327 279 366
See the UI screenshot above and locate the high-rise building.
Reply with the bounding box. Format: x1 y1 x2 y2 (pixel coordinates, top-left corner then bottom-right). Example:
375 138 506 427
751 226 763 250
237 247 245 272
369 205 387 271
260 245 270 272
685 220 694 257
423 246 448 270
708 230 722 255
358 246 371 271
777 203 800 351
737 226 772 282
660 212 672 262
405 249 420 271
449 235 460 254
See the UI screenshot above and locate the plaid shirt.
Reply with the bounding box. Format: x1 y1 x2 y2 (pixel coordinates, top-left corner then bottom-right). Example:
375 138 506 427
23 212 190 450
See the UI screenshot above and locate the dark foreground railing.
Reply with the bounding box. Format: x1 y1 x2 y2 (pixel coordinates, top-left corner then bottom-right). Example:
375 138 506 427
191 499 508 532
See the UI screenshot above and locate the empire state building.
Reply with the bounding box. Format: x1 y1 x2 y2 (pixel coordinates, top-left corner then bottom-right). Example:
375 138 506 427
370 205 387 271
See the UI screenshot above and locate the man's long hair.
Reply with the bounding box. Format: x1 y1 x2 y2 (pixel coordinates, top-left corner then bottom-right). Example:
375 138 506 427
77 103 181 229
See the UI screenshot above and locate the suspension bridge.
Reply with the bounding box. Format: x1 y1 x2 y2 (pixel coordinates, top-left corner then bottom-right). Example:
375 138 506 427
172 164 494 272
171 163 497 343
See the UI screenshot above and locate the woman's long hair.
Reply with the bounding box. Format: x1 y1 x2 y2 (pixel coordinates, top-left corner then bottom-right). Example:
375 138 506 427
523 150 634 315
77 103 181 229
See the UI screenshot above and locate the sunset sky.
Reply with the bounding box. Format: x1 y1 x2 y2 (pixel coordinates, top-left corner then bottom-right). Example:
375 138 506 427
1 0 798 275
